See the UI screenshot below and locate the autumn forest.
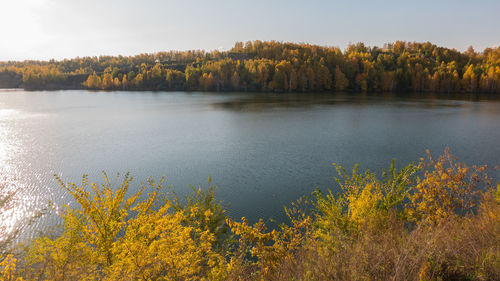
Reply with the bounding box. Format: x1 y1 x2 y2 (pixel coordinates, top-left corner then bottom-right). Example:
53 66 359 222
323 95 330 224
1 40 499 93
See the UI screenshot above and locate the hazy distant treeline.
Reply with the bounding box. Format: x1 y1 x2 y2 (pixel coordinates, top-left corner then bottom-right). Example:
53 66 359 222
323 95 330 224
1 41 499 93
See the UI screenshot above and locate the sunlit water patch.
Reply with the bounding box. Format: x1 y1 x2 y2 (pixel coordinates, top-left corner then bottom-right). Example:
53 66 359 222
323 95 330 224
0 106 54 242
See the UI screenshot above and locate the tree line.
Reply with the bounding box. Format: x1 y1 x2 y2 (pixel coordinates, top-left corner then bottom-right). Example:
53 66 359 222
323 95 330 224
0 41 499 93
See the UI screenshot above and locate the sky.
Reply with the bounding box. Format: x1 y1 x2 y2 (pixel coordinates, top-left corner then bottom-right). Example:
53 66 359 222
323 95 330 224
0 0 499 61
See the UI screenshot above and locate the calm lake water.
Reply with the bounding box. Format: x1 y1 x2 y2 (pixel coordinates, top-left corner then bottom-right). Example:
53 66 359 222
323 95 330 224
1 90 500 238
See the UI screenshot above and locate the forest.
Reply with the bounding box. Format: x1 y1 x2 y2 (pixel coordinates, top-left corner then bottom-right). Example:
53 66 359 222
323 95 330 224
0 150 499 280
0 41 499 93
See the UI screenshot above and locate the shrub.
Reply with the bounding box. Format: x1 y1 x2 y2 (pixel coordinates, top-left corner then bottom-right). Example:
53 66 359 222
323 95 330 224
1 150 498 280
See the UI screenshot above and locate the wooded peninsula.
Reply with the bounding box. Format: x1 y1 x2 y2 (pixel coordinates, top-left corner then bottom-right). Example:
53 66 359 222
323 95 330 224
0 41 499 93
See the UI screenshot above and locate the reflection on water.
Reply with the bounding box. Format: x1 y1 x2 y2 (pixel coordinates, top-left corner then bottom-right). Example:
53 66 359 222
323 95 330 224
0 108 26 239
0 106 52 241
0 90 499 242
211 92 498 112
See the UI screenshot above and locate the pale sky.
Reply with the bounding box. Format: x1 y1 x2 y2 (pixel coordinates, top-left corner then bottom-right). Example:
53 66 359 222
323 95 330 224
0 0 499 61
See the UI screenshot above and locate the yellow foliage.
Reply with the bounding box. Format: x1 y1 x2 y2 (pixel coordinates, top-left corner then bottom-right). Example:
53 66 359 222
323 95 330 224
0 149 497 280
227 198 311 280
346 182 383 227
409 148 491 225
0 255 24 281
22 174 229 281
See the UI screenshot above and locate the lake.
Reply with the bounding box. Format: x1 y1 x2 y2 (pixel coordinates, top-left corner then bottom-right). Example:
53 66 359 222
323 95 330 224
1 90 499 238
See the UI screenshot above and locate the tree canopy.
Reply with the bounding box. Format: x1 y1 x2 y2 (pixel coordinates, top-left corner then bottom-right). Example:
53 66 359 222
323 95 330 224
1 41 499 93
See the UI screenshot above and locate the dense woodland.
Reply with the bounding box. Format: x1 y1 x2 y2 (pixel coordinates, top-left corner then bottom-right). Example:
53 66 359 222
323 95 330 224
0 41 499 93
0 150 499 280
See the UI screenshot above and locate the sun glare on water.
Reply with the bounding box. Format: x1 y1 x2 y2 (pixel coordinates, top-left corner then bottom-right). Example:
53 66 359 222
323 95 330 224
0 107 34 241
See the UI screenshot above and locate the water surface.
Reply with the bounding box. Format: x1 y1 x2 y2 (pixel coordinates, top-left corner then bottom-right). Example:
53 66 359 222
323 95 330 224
0 90 499 238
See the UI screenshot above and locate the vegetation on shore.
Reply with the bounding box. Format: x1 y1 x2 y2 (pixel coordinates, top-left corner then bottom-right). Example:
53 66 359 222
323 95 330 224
0 149 499 280
0 41 499 93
